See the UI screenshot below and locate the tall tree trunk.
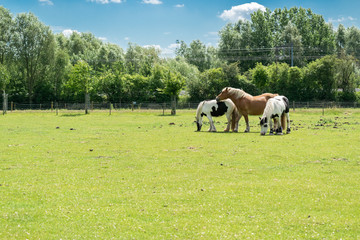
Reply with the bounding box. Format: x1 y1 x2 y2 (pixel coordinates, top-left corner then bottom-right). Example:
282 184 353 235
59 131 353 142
85 93 90 114
171 95 176 115
3 90 7 115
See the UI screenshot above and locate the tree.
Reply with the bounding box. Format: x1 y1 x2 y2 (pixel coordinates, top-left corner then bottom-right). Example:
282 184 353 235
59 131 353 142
345 26 360 59
176 40 211 72
252 63 270 92
68 60 93 114
11 12 55 104
0 6 13 65
336 24 346 56
0 63 10 114
161 71 185 115
336 55 358 101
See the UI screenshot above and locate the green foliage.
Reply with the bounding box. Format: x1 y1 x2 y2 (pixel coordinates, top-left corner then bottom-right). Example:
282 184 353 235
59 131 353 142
11 12 56 103
64 60 93 102
252 63 269 91
0 6 360 105
0 63 10 91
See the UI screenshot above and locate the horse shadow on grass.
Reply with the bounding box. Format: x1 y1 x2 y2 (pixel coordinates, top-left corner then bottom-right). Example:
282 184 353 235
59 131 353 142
60 113 85 117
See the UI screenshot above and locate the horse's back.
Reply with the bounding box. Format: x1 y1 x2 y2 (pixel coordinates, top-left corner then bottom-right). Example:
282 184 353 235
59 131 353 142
241 95 269 115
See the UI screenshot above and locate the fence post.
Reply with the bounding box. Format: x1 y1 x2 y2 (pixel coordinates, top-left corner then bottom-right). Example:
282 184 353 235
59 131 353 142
322 103 325 116
51 101 53 112
11 101 13 112
56 102 58 116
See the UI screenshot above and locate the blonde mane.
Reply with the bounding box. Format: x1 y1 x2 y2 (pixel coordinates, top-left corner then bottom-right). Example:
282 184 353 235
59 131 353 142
227 87 251 99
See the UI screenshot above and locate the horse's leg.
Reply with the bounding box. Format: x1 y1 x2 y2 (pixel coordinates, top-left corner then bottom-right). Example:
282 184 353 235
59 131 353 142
234 112 241 132
269 118 274 135
207 116 216 132
276 116 283 135
234 114 240 132
243 114 250 132
224 112 231 132
286 112 291 134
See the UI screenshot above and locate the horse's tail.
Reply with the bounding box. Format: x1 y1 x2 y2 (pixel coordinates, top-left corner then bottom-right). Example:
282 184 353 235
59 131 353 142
196 101 205 120
281 114 286 130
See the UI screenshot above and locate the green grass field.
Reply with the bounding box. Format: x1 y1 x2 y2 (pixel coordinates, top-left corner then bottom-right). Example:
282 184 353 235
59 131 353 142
1 108 360 239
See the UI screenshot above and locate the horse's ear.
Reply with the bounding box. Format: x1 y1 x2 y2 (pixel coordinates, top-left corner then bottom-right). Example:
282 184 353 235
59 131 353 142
259 117 261 120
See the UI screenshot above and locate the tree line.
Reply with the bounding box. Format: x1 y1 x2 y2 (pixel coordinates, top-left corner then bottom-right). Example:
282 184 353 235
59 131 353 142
1 6 360 112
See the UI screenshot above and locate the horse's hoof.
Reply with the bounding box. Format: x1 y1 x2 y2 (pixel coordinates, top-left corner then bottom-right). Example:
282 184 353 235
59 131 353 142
244 130 249 133
269 132 274 135
287 128 291 134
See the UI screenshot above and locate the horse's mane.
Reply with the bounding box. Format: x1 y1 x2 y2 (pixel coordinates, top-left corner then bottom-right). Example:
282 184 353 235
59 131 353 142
227 87 251 99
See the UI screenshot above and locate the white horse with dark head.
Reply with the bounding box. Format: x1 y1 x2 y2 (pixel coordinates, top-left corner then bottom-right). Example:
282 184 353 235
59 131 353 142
259 96 291 135
196 99 240 132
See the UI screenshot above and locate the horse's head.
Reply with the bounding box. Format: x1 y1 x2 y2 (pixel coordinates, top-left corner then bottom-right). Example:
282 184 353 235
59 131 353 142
216 87 231 102
259 116 268 135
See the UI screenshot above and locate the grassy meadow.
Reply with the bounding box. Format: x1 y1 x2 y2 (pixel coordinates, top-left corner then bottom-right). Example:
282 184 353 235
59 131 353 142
1 108 360 239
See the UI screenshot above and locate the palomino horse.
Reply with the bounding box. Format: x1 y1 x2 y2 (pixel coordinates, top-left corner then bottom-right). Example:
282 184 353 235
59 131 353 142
216 87 278 132
195 99 240 132
259 96 291 135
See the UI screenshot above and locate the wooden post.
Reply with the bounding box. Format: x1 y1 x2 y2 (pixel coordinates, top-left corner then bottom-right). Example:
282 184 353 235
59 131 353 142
11 101 13 112
56 102 58 116
51 101 53 112
109 102 112 115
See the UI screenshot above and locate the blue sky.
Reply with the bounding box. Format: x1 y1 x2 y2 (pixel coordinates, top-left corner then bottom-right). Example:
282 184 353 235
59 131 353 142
1 0 359 56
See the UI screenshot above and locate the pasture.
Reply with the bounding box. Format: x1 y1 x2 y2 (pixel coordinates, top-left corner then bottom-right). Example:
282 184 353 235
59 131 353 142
1 109 360 239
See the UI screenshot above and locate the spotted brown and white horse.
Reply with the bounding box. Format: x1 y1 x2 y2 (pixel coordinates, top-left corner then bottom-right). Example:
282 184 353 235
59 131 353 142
259 96 291 135
216 87 278 132
195 99 240 132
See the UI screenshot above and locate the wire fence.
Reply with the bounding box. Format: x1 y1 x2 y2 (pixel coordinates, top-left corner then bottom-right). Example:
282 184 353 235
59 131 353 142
1 101 360 113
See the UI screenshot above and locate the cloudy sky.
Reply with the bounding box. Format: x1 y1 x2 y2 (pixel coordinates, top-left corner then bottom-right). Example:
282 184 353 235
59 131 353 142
1 0 359 56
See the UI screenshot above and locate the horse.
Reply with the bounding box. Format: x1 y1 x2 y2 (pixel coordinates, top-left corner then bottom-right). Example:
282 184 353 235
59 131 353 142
216 87 278 132
195 99 240 132
259 96 291 135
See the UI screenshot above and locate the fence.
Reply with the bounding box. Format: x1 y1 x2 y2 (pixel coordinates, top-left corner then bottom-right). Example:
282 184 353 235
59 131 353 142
1 101 360 113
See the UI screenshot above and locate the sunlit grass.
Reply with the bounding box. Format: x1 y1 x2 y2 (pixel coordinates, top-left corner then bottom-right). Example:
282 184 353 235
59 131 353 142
1 109 360 239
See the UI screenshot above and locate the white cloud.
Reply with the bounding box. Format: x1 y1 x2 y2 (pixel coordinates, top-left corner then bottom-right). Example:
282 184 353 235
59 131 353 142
62 29 80 37
143 44 162 50
142 44 179 58
39 0 53 6
175 4 184 8
124 37 130 41
329 16 357 24
142 0 162 5
98 37 108 42
220 2 266 22
89 0 123 4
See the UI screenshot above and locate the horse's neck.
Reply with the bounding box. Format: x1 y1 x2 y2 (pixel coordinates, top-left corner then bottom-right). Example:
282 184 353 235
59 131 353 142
230 89 247 101
264 101 274 118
